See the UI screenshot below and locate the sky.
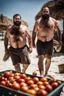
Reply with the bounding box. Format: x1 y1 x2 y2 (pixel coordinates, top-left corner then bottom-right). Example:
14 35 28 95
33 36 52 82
0 0 63 31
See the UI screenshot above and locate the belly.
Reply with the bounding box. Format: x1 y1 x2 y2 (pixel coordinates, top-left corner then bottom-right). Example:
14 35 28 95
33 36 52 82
10 40 26 48
37 31 54 42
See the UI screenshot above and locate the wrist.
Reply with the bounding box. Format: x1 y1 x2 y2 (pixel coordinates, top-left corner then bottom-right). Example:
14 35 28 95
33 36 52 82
29 47 32 49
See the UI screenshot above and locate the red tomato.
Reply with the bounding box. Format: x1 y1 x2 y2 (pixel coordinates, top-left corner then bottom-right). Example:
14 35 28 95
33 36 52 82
33 77 39 83
43 81 49 86
20 74 26 79
8 76 15 80
37 89 48 96
37 81 43 86
16 78 25 83
49 78 56 85
27 80 34 85
20 86 28 92
33 87 39 91
4 72 12 78
6 80 12 88
32 71 37 76
12 82 20 90
39 85 46 90
57 80 62 86
25 76 32 83
0 81 6 86
45 84 53 93
20 82 27 87
14 73 20 76
11 73 14 77
0 77 7 81
40 77 48 82
51 82 59 89
14 75 20 80
27 89 37 95
30 84 38 89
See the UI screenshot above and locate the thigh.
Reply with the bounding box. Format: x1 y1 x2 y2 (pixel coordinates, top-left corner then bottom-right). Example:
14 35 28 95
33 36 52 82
10 51 20 65
20 46 30 64
46 40 53 55
37 40 45 56
9 47 20 65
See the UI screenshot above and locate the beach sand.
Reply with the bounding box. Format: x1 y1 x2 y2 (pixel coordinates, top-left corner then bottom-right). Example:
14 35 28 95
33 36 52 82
0 41 64 81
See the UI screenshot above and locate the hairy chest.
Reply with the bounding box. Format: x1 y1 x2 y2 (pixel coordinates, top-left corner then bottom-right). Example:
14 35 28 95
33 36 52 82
37 20 55 32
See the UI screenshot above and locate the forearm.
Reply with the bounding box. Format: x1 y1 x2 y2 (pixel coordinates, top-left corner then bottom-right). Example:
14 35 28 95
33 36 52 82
4 36 8 51
55 21 62 42
32 31 36 45
28 36 32 48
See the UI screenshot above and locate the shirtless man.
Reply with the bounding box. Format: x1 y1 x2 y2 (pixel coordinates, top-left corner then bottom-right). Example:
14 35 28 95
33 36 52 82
32 7 62 77
4 14 32 73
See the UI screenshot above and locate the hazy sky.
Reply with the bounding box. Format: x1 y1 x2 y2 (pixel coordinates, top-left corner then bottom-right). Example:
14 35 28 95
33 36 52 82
0 0 63 31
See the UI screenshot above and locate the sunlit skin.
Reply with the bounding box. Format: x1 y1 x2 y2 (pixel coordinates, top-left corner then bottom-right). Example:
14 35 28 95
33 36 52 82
6 16 32 49
32 7 62 76
4 15 32 72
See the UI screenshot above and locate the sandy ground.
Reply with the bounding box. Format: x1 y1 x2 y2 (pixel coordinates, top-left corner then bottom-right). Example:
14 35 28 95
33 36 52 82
0 41 64 81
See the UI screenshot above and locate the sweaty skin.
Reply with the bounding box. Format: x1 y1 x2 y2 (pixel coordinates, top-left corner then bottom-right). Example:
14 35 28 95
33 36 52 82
32 7 62 76
33 17 61 43
6 25 32 49
4 24 32 73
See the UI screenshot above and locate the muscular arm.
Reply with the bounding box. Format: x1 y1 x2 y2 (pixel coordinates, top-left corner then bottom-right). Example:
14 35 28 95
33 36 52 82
32 22 37 48
4 28 9 51
55 20 62 43
26 28 32 49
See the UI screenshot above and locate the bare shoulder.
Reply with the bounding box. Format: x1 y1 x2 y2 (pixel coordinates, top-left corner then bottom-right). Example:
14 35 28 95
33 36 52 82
36 18 41 24
20 24 27 31
6 25 12 34
50 17 58 24
8 25 12 30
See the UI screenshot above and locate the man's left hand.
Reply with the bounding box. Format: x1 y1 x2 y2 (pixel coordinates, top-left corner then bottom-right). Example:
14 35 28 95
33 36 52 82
28 47 32 53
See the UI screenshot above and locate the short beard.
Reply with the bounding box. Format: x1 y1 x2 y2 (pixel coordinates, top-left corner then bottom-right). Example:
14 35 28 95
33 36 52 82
41 15 50 28
14 21 21 26
42 14 49 21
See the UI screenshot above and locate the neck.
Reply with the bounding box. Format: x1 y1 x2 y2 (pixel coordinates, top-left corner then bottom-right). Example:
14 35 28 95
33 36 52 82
13 25 20 28
41 18 49 22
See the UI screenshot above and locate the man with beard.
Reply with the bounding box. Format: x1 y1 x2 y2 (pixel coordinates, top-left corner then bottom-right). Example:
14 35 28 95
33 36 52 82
32 7 62 77
4 14 32 73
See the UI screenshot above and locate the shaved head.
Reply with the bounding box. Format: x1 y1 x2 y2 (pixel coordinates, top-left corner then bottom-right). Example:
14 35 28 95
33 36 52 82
42 7 50 14
43 7 49 11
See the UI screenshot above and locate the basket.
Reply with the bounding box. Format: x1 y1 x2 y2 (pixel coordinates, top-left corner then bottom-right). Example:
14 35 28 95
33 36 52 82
0 70 64 96
58 64 64 73
48 83 64 96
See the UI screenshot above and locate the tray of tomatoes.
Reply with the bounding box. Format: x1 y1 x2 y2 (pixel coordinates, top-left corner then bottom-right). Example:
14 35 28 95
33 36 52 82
0 70 64 96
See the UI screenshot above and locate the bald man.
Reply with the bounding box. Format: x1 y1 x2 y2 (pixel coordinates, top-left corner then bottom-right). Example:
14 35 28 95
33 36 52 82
32 7 62 77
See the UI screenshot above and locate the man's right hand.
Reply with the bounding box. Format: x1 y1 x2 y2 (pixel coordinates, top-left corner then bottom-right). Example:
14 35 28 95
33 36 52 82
3 48 10 61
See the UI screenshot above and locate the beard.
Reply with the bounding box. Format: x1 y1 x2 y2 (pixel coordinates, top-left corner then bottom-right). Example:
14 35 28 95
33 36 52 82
14 21 21 26
42 14 49 20
41 14 50 28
